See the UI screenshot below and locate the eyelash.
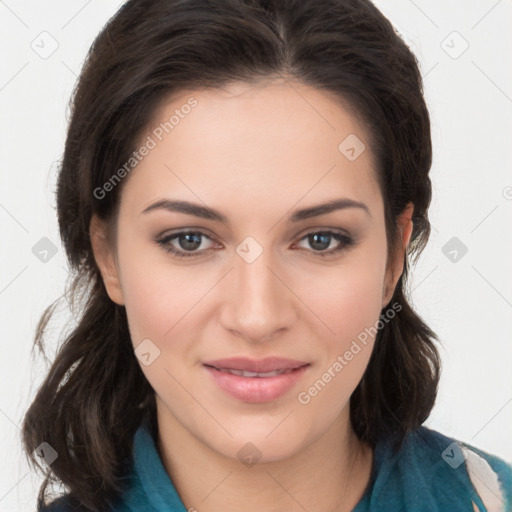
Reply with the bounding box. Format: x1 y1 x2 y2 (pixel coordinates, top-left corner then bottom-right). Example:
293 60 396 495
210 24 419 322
154 229 355 259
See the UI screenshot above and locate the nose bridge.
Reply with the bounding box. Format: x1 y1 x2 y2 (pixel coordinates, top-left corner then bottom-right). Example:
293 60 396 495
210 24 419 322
222 238 294 342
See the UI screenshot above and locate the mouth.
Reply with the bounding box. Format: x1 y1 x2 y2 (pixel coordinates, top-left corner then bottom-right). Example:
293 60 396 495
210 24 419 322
204 366 302 378
202 356 310 374
202 357 311 403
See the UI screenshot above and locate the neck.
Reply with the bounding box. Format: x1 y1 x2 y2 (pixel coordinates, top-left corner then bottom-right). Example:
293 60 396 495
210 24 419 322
156 405 374 512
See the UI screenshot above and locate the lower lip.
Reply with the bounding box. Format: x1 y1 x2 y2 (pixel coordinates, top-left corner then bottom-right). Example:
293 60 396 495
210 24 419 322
203 365 310 403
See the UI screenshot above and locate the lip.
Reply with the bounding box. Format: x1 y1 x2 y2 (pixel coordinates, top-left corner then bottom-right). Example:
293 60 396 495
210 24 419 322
202 357 310 403
202 356 309 373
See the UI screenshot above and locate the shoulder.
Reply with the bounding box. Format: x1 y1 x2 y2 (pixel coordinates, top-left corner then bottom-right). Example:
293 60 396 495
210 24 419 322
386 426 512 511
411 427 511 482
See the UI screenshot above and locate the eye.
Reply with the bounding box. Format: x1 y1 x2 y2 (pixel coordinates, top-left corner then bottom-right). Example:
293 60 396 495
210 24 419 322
294 230 355 257
155 230 216 259
155 229 355 259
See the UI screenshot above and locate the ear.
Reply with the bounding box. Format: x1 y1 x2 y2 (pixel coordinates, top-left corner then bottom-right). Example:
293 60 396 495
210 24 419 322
89 213 125 305
382 202 414 308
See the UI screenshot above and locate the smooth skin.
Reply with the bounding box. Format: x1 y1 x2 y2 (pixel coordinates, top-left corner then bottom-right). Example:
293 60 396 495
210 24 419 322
91 77 413 512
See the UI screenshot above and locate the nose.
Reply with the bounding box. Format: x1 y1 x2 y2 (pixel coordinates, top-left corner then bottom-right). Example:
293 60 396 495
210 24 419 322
219 246 297 344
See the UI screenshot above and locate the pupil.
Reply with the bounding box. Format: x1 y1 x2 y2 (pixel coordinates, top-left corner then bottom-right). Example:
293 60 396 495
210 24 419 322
180 233 201 251
310 233 330 251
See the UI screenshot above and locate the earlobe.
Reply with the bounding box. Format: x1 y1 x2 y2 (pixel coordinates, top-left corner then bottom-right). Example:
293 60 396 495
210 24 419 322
382 202 414 308
89 214 125 305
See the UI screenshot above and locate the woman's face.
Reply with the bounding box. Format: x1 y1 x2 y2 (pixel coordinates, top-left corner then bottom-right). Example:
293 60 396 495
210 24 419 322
92 79 412 463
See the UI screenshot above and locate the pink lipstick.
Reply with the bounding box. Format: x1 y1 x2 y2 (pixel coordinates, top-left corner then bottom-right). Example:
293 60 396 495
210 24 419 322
203 357 310 402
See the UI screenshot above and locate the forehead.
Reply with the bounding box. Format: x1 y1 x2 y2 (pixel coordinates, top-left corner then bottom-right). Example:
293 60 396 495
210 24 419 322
121 79 383 221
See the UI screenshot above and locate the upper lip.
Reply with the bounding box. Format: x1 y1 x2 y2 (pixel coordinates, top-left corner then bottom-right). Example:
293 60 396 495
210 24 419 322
203 357 310 373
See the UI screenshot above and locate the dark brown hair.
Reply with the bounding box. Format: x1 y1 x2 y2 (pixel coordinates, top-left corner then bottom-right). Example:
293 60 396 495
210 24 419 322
22 0 441 510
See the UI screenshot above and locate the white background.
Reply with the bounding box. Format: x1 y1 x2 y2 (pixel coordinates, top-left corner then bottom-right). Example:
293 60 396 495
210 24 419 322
1 0 511 510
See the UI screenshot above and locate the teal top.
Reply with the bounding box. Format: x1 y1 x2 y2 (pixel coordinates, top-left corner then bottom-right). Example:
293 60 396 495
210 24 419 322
41 419 512 511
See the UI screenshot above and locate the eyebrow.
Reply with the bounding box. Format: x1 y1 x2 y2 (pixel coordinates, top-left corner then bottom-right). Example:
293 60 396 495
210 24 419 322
141 197 371 222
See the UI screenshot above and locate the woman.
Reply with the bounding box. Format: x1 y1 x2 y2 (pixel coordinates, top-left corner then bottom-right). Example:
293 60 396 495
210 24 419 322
22 0 511 511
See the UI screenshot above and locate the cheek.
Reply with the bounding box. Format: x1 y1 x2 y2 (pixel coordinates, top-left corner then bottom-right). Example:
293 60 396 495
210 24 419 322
296 263 385 414
296 243 387 406
121 265 203 346
116 233 204 346
119 256 208 407
308 249 387 348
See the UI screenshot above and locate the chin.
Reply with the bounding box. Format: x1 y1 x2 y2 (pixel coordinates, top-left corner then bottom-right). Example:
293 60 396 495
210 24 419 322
201 420 316 465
